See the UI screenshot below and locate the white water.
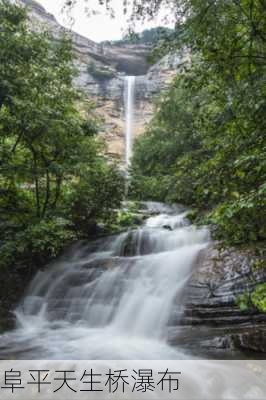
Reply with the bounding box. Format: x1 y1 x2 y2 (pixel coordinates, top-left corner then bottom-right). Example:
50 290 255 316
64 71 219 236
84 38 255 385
1 205 265 400
124 76 136 167
0 202 209 360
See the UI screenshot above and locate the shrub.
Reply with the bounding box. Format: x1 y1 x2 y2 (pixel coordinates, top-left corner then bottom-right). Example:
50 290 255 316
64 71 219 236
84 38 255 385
70 164 125 236
0 218 76 270
87 62 115 81
251 284 266 313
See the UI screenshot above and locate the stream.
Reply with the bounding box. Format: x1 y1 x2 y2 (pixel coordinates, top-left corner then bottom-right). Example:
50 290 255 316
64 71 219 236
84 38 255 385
0 202 209 359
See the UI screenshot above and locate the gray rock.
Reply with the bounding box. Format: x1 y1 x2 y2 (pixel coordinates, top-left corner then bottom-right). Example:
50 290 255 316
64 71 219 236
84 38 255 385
169 242 266 356
232 330 266 353
18 0 186 164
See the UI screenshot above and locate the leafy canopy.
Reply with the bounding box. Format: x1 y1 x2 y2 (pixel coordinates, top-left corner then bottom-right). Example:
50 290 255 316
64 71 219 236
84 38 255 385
130 0 266 245
0 0 125 271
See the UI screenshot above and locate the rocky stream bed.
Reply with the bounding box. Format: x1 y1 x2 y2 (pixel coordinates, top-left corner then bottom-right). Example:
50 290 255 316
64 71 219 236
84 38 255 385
0 206 266 359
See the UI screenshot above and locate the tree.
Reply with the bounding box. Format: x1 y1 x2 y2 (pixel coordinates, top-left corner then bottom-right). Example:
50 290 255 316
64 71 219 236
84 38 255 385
0 0 125 271
130 0 266 244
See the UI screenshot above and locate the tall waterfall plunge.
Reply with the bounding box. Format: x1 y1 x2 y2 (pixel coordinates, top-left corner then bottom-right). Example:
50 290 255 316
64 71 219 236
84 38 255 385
124 76 136 167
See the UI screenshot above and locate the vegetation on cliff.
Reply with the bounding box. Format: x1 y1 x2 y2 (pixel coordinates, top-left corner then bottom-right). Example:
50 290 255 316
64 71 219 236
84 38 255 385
103 27 174 46
130 0 266 248
0 0 124 275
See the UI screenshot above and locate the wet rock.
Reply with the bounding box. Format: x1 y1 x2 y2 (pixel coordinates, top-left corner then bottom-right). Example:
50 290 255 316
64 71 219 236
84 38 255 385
18 0 184 164
200 336 234 350
232 330 266 353
0 269 32 332
81 257 135 271
170 241 266 356
163 225 173 231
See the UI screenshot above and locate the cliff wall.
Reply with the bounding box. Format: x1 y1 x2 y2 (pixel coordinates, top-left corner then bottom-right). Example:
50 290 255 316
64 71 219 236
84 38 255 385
19 0 180 162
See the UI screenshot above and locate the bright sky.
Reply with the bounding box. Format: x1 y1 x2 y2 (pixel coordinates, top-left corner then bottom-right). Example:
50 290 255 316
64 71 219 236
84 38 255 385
38 0 172 43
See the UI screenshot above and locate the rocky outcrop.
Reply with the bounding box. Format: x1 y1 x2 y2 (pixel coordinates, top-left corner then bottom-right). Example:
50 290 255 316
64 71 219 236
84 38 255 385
18 0 180 163
74 49 184 161
169 242 266 357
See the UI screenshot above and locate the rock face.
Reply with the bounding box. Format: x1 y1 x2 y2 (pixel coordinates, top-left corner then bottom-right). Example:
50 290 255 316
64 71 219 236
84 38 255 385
169 242 266 357
19 0 180 163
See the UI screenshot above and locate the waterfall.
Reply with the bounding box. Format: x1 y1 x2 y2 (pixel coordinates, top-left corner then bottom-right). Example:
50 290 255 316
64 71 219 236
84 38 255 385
124 76 136 167
0 202 209 360
0 206 265 398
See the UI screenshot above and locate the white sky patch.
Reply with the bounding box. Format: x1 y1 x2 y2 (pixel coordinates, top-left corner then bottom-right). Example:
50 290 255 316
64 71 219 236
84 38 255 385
38 0 173 42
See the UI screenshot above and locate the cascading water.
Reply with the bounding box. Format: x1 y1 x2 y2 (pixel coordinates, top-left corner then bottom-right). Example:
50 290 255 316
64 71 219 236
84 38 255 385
124 76 136 167
0 202 209 360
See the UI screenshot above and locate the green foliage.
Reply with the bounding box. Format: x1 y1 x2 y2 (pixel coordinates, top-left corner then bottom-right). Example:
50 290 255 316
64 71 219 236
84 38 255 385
0 218 76 270
236 292 252 312
252 260 266 273
116 210 136 228
130 0 266 245
125 201 139 214
209 187 266 244
0 1 125 271
236 284 266 313
87 62 115 81
251 284 266 313
70 163 125 236
103 27 174 46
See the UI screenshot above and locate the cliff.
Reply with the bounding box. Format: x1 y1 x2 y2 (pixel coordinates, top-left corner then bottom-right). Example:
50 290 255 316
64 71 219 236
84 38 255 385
19 0 179 162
